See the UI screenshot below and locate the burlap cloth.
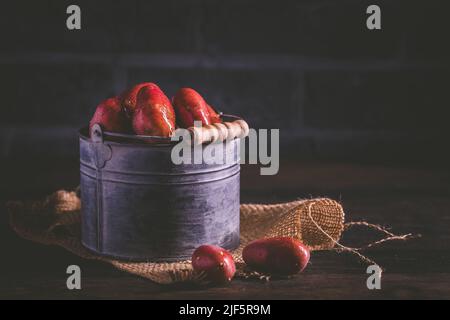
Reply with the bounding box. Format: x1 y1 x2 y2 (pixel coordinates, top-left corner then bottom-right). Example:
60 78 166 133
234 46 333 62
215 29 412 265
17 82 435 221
7 190 415 284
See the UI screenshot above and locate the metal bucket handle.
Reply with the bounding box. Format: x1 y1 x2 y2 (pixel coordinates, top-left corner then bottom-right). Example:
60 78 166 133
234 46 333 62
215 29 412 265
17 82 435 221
90 124 112 169
97 112 243 143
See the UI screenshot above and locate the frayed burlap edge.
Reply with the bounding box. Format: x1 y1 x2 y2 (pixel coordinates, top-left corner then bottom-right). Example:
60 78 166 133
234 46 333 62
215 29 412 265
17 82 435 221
7 190 417 284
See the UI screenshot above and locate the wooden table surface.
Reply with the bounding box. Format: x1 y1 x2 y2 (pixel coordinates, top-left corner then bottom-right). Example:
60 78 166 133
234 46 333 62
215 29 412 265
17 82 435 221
1 159 449 299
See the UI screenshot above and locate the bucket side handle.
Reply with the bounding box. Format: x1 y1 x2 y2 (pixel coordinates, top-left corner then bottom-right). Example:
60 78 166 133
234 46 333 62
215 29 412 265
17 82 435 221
90 124 112 169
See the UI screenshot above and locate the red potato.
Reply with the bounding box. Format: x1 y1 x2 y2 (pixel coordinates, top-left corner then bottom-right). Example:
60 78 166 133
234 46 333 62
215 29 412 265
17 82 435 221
192 245 236 284
242 237 310 275
132 86 176 137
89 96 130 134
173 88 221 128
121 82 161 115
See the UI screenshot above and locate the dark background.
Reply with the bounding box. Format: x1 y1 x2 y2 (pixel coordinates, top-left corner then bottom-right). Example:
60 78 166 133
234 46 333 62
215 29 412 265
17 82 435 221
0 0 449 165
1 0 450 299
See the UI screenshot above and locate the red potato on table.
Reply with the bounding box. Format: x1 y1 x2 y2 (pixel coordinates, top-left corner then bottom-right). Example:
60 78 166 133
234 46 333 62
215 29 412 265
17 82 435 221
121 82 162 115
132 86 176 138
173 88 222 128
89 96 130 134
192 245 236 284
242 237 310 275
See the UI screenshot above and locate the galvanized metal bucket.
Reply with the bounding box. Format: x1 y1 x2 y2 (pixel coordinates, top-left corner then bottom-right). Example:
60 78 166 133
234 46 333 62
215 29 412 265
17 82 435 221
79 122 240 261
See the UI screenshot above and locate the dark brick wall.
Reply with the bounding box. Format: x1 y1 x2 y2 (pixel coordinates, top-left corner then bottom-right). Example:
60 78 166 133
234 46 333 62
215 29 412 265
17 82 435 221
0 0 449 163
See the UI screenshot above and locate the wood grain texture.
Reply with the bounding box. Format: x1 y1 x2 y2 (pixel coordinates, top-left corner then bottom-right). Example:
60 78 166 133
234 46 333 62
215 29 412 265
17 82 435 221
1 160 449 299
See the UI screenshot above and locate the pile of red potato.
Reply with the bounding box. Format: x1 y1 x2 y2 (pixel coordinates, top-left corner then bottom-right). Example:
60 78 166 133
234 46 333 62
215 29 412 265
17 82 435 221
89 82 222 138
192 237 310 284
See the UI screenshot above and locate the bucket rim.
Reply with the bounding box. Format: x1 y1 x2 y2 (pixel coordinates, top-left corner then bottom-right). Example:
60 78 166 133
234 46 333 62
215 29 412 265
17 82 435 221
79 113 243 146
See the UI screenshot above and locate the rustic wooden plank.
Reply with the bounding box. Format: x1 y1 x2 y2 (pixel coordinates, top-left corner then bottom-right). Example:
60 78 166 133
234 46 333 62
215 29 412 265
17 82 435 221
1 160 449 299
